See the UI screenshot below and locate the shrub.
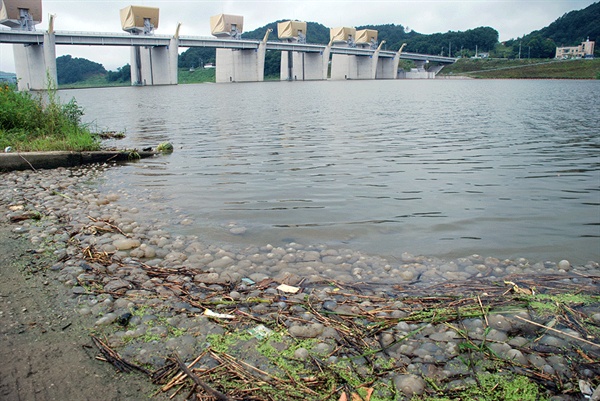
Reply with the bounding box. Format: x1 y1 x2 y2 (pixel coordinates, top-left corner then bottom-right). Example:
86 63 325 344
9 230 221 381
0 83 100 152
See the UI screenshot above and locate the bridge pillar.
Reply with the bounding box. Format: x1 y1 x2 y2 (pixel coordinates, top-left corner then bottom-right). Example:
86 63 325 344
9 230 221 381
130 38 178 86
372 42 400 79
280 51 329 81
386 43 407 79
321 44 332 80
13 31 57 91
216 29 270 83
331 54 374 80
331 47 379 80
216 48 262 83
375 57 397 79
330 54 352 80
370 44 382 79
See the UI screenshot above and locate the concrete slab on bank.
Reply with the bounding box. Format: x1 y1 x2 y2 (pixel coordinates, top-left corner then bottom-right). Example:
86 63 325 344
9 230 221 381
0 150 160 172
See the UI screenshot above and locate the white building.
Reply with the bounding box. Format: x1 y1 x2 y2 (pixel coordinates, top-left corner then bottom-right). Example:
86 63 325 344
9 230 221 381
555 38 595 59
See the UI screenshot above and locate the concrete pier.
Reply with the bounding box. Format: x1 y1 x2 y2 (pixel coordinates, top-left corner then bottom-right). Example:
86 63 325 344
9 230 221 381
374 57 397 79
280 50 329 81
130 36 178 86
215 28 271 83
11 16 57 91
331 53 378 80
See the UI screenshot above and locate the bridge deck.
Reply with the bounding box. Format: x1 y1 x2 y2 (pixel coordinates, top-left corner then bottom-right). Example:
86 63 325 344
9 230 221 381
0 29 457 63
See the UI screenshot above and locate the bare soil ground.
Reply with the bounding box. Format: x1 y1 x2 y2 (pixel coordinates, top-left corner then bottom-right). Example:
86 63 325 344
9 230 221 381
0 223 169 401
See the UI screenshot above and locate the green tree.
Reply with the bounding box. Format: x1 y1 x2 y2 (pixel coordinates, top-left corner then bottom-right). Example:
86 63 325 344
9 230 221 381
178 47 216 69
525 35 557 58
264 50 281 78
56 55 106 84
106 64 131 82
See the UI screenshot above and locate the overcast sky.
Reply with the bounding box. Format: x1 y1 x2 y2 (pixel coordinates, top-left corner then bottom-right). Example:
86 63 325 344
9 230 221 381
0 0 596 72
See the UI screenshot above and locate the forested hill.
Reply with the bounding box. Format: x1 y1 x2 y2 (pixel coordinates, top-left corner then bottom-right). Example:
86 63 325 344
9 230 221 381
241 21 498 56
237 1 599 61
516 1 599 47
242 20 331 44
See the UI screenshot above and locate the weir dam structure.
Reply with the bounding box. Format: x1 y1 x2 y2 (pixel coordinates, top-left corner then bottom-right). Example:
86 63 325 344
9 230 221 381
0 1 457 90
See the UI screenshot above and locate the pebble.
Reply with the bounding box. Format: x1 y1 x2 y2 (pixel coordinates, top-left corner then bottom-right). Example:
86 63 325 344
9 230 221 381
394 374 425 396
95 313 118 326
289 323 325 338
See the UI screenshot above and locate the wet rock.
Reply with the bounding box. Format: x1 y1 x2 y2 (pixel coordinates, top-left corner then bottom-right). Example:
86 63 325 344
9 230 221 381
294 348 310 360
393 374 425 397
229 226 247 235
557 260 571 270
488 314 512 332
288 323 325 338
207 256 234 269
103 279 133 293
95 313 118 326
113 238 141 250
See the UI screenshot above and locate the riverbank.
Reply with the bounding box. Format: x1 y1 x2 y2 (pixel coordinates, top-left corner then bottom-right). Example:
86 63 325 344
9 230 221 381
0 215 172 400
439 58 600 79
0 150 160 171
1 163 599 400
54 59 600 89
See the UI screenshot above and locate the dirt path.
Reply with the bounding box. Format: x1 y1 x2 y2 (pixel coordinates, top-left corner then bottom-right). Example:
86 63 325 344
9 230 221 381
0 223 169 401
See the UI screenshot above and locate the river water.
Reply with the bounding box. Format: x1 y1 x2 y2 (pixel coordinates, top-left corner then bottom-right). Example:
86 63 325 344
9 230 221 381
61 79 600 265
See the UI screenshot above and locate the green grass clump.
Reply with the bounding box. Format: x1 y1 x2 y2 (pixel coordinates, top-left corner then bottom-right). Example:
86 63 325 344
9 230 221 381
58 73 130 89
414 372 548 401
177 68 216 84
0 82 101 152
525 293 599 317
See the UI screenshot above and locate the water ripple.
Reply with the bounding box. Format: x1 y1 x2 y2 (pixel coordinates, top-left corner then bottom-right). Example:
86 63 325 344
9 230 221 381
63 80 600 263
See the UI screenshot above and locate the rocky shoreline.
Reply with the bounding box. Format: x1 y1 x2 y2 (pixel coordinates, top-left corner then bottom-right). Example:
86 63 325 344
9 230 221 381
1 163 599 400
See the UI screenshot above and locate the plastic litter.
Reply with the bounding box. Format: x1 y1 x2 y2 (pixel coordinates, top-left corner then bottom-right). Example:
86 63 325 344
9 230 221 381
248 324 274 340
204 309 235 319
277 284 300 294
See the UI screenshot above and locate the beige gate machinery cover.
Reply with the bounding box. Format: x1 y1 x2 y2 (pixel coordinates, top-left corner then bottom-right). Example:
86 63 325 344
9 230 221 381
356 29 377 44
330 27 356 43
120 5 159 31
210 14 243 37
0 0 42 25
277 20 307 39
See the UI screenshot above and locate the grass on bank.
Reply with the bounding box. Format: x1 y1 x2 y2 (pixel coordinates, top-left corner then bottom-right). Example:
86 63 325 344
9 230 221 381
58 58 600 89
58 68 218 89
58 73 131 89
440 58 600 79
0 82 100 152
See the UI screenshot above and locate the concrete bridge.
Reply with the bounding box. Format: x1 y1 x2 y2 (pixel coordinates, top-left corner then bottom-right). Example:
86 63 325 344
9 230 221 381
0 21 457 90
